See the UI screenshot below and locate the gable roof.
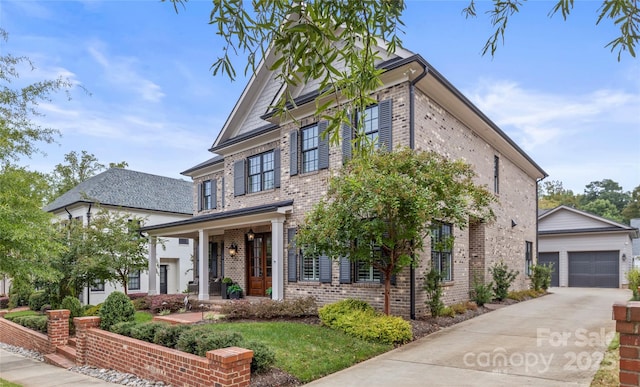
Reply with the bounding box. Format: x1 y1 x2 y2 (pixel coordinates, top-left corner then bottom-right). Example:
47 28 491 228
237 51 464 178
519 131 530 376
538 205 638 237
44 168 192 215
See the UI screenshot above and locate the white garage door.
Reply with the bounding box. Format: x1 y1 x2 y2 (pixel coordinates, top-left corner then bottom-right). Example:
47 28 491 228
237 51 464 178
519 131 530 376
568 251 619 288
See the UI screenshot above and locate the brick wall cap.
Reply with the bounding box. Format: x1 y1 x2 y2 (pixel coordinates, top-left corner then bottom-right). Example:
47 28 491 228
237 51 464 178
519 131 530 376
46 309 71 319
207 346 254 363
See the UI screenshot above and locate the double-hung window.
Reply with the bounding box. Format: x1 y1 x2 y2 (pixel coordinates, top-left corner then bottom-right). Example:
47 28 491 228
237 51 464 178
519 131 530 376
248 151 275 193
431 221 453 281
301 124 319 173
128 270 141 290
301 252 320 281
358 105 380 149
356 243 382 283
203 180 213 210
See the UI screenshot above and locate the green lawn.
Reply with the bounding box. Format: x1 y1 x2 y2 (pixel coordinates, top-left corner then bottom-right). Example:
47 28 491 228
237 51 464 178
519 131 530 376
4 310 38 319
203 322 392 383
0 378 22 387
134 311 153 323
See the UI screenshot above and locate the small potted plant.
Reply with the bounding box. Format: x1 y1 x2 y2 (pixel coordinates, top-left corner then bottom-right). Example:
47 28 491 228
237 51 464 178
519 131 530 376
266 287 272 298
221 277 233 299
227 284 243 299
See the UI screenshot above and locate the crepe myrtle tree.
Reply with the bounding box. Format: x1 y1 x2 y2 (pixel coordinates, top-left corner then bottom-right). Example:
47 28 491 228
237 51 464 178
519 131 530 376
296 148 496 315
85 209 149 295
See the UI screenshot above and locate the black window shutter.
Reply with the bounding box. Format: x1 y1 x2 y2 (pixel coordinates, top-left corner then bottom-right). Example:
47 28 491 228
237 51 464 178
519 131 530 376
197 183 203 211
234 159 246 196
274 148 281 188
378 99 393 152
318 121 329 170
212 179 218 209
221 177 225 208
339 257 352 283
290 131 298 176
319 255 332 283
287 228 297 283
342 120 353 164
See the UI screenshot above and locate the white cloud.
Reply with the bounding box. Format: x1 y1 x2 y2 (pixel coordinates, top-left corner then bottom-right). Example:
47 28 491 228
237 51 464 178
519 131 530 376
87 43 165 103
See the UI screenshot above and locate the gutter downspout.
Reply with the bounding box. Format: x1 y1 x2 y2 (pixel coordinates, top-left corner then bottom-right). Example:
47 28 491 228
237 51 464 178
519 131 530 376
409 66 428 320
64 207 72 221
86 203 92 225
536 177 546 267
86 203 92 306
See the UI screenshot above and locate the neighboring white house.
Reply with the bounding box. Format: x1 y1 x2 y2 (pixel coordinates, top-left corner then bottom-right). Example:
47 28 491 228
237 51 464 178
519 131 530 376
632 218 640 268
43 168 194 305
538 205 639 288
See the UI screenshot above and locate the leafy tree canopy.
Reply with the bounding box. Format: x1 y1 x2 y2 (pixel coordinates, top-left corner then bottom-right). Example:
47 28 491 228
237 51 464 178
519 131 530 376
582 178 630 213
582 198 624 223
296 148 496 315
622 185 640 221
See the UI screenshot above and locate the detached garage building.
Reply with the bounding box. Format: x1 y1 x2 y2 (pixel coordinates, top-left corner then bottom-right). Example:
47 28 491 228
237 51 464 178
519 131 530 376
538 205 638 288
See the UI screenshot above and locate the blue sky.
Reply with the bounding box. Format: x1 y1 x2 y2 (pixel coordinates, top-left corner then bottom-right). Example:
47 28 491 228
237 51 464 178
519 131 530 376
2 0 639 194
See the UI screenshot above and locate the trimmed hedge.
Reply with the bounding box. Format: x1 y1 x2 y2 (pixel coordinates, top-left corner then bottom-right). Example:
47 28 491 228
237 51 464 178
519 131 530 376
153 324 191 348
130 322 169 343
220 296 317 319
149 295 186 314
8 315 48 333
28 291 49 312
99 291 135 330
319 299 412 345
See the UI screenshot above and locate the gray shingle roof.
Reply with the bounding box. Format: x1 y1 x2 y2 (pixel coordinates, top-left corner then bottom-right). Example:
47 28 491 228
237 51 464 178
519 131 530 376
44 168 193 215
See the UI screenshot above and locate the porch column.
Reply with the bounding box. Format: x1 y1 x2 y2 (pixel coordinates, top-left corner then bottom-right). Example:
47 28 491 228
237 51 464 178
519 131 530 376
271 217 285 300
148 236 158 295
198 229 210 300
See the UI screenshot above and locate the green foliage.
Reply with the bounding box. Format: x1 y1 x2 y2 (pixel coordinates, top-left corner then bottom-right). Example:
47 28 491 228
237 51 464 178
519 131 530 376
438 306 455 318
84 304 102 316
627 268 640 301
469 276 493 307
318 299 374 328
153 324 191 348
130 322 169 343
450 302 469 315
9 315 48 333
194 331 244 356
220 296 317 320
8 278 33 308
60 296 83 319
134 311 153 323
244 340 276 373
99 291 135 330
507 289 544 301
423 268 445 317
132 297 151 311
28 291 49 312
622 185 640 222
530 263 554 292
582 198 624 223
490 261 519 301
148 295 186 314
110 321 139 337
227 284 242 295
298 148 495 315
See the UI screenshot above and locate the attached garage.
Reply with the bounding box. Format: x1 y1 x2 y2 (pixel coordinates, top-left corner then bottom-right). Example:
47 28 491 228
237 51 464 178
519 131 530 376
567 251 619 288
538 252 559 287
538 205 638 288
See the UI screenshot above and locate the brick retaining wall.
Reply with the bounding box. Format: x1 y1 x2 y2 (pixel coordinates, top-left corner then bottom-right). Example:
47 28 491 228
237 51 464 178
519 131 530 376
0 309 69 354
613 301 640 387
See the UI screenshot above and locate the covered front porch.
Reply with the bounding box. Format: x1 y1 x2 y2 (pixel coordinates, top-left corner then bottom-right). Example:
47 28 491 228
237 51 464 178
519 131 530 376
141 201 293 301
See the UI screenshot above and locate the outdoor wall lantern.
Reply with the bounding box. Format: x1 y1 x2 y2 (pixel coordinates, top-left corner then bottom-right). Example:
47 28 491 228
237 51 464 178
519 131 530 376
622 253 627 261
247 229 255 241
228 242 238 257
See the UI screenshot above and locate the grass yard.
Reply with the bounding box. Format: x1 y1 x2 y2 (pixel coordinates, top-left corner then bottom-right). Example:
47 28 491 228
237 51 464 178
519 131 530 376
204 321 392 383
134 311 153 323
4 310 37 319
0 378 22 387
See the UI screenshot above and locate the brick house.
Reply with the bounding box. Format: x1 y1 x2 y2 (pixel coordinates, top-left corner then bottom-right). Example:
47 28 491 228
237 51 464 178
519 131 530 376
142 43 547 318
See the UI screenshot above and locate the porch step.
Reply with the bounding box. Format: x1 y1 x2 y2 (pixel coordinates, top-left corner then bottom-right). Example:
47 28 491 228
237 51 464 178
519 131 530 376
44 352 76 369
56 344 76 361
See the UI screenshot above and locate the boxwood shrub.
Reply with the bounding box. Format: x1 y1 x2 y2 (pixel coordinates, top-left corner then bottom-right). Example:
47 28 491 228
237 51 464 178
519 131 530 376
28 291 49 312
153 324 191 348
10 315 48 333
318 298 374 328
99 291 135 330
130 322 169 343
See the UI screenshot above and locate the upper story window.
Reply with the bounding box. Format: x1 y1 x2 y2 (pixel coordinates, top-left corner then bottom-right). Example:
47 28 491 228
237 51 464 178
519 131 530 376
358 105 380 149
431 221 453 282
301 124 319 173
203 180 213 210
494 155 500 194
248 151 275 193
198 179 216 211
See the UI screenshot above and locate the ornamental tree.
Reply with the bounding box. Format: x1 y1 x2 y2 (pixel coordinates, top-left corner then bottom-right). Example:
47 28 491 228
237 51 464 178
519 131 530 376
296 148 496 315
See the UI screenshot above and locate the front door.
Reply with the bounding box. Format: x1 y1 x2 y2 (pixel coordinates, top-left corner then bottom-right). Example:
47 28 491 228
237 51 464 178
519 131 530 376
247 233 272 296
160 265 168 294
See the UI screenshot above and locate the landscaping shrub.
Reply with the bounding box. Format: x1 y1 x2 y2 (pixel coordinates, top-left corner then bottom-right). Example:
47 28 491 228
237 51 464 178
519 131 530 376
130 322 168 343
149 294 186 314
423 268 445 317
128 292 148 300
466 301 478 311
110 321 139 336
60 296 83 319
439 306 455 318
330 309 412 344
175 327 209 354
469 276 493 306
530 263 554 292
318 299 374 328
8 279 34 308
508 289 544 301
243 340 276 373
0 295 9 309
10 315 48 333
153 324 191 348
84 304 102 316
628 268 640 301
450 302 468 315
131 296 151 311
99 291 135 330
194 331 244 356
490 261 519 301
221 296 317 320
28 291 49 312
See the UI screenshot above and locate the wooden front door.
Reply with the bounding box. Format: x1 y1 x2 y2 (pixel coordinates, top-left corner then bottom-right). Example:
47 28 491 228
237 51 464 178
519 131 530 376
247 233 272 296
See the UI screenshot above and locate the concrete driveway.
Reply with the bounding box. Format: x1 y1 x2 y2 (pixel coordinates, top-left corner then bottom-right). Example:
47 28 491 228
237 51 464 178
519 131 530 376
306 287 630 387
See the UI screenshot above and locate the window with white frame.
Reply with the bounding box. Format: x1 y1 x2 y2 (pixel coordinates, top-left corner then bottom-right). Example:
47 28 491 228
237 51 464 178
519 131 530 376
128 270 141 290
431 221 453 281
301 251 320 281
248 151 275 193
301 124 319 173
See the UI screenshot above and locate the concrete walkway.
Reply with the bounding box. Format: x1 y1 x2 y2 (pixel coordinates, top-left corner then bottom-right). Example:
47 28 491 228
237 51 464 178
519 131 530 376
306 287 629 387
0 349 117 386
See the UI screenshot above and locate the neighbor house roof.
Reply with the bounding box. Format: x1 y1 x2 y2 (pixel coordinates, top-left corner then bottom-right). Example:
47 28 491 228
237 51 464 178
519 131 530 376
44 168 193 215
538 205 639 238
